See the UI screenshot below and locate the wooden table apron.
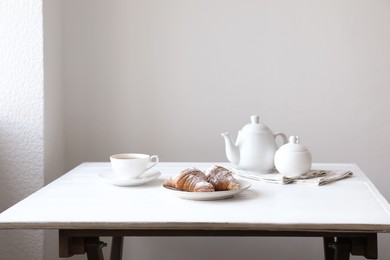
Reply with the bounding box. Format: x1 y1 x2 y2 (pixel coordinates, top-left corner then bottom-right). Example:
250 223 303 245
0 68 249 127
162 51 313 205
1 162 390 260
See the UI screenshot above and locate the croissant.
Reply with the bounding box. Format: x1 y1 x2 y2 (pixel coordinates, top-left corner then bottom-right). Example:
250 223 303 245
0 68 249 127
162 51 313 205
164 168 215 192
206 165 240 191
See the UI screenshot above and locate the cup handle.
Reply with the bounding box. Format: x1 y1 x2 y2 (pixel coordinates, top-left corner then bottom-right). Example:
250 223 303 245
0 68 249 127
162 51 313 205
145 155 159 171
274 133 288 147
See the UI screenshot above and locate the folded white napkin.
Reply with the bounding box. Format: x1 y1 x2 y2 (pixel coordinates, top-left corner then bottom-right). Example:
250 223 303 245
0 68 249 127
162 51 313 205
229 168 353 186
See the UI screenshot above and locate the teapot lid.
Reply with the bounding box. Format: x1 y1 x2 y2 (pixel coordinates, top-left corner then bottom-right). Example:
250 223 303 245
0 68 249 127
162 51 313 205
241 115 271 133
279 136 309 152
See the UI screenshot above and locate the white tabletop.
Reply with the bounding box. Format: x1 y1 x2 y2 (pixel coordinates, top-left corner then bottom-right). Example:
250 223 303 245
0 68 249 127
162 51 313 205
1 162 390 233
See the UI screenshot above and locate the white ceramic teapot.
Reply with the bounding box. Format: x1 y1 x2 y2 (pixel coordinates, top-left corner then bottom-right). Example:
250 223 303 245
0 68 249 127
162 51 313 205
221 115 287 173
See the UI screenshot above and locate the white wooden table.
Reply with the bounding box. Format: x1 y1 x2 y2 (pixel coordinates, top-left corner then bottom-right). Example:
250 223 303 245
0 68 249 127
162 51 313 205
1 162 390 260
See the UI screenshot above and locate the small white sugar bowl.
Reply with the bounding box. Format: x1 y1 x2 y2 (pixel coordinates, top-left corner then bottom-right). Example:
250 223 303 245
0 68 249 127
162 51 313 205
274 136 312 176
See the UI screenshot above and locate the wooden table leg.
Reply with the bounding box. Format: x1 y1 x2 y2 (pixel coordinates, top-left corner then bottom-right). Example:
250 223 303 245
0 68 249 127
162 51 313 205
323 235 378 260
85 237 106 260
324 237 335 260
110 237 124 260
59 230 108 259
334 238 351 260
323 237 351 260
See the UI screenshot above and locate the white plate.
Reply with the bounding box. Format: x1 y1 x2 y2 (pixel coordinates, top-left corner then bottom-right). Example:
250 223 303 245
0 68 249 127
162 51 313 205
162 180 251 201
99 169 161 187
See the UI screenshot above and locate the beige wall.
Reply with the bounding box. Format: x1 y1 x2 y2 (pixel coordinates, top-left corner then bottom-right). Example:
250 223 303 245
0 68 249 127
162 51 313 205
43 0 67 259
62 1 390 259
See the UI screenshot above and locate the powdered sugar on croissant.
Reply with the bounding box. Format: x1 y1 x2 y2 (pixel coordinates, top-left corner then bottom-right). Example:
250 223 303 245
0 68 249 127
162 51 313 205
164 168 215 192
206 165 240 191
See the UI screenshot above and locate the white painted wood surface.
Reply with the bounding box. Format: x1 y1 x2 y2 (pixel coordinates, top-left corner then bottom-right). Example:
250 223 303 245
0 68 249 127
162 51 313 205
1 163 390 232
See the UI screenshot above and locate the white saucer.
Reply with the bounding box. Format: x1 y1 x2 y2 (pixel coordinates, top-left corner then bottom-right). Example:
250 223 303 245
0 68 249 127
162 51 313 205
99 169 161 187
162 180 251 201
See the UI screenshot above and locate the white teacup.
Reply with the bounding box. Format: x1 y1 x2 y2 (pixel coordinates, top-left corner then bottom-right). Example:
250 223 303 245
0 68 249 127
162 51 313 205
110 153 159 179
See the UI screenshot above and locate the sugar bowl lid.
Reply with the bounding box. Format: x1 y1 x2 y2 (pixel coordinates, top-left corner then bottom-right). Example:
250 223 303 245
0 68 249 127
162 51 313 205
279 136 309 152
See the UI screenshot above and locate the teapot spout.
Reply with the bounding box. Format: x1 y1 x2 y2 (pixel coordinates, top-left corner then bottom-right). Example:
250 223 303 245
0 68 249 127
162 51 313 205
221 132 240 165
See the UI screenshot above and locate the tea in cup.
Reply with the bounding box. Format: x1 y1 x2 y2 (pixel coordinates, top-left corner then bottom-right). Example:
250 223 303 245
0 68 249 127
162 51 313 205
110 153 159 179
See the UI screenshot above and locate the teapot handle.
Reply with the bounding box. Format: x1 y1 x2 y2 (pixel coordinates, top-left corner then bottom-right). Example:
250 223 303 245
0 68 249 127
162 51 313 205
274 133 288 147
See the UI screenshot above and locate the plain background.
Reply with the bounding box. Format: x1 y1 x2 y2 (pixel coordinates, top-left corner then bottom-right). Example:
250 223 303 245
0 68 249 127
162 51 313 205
1 0 390 259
